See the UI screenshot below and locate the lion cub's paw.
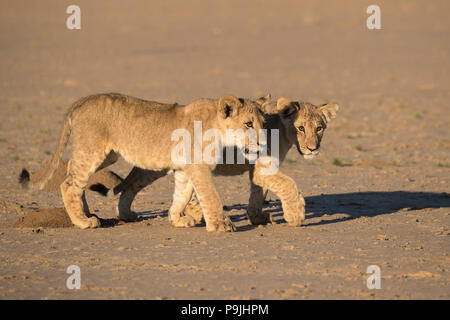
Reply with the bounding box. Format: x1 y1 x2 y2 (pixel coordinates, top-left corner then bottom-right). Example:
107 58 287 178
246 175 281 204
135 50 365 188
172 215 196 228
283 195 306 227
284 207 305 227
285 215 305 227
184 204 204 224
76 216 101 229
206 217 236 232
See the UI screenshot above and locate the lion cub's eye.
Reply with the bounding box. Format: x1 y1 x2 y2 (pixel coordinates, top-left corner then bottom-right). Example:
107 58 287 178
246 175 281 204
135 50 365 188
297 126 305 133
316 126 323 132
245 121 253 128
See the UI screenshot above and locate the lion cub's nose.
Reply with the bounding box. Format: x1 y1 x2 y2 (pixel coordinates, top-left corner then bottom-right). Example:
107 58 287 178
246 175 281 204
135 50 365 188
307 146 318 152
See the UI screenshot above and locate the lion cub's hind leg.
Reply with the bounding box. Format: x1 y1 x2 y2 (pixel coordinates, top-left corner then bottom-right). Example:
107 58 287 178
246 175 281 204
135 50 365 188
183 194 204 224
61 149 111 229
168 171 197 228
115 167 167 222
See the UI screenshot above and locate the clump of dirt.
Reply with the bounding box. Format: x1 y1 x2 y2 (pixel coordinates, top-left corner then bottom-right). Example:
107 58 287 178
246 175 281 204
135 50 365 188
27 161 123 194
12 208 73 228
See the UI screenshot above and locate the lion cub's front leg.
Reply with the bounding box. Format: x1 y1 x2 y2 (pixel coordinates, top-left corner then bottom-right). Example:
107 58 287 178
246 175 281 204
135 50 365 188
252 158 305 226
247 167 271 225
184 165 235 232
247 180 271 225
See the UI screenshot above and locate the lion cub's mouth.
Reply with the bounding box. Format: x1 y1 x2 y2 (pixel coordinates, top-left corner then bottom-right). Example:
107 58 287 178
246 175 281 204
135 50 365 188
297 144 319 160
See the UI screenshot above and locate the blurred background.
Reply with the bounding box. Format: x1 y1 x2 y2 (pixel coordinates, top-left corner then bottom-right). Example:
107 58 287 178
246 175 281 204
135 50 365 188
0 0 449 300
1 0 448 101
0 0 449 192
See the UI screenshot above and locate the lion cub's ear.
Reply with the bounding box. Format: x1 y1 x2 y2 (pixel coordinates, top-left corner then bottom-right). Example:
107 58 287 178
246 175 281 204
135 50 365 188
256 94 271 106
318 103 339 123
277 97 300 119
219 95 243 118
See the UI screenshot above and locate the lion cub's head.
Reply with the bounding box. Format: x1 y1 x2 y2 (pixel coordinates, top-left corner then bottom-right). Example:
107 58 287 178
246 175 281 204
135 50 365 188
216 95 265 154
276 98 339 159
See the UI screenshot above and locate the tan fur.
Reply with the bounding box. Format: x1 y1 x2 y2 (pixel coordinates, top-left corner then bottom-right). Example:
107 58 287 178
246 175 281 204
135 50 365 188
27 93 264 231
114 97 339 227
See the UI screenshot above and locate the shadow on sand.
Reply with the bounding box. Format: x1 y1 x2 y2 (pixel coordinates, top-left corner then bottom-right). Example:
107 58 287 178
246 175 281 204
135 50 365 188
262 191 450 226
128 191 449 230
134 208 257 231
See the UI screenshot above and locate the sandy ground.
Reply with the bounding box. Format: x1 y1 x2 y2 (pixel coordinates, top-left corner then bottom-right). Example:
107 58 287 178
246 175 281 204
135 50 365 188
0 0 449 299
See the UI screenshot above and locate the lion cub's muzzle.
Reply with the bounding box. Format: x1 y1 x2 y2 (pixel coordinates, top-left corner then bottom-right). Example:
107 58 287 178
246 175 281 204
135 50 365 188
296 142 320 159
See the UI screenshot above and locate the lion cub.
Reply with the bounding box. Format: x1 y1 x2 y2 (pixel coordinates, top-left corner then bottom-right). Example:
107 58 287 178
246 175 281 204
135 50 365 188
21 93 264 231
111 96 339 227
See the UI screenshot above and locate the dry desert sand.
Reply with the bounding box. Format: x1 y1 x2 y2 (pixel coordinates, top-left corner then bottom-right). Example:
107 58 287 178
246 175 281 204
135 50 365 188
0 0 449 299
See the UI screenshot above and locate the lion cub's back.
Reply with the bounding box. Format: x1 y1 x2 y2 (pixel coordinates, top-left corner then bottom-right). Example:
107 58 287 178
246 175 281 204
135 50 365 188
70 93 179 127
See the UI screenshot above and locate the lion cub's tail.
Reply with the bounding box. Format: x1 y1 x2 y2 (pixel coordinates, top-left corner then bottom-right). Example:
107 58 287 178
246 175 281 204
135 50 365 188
19 113 72 191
